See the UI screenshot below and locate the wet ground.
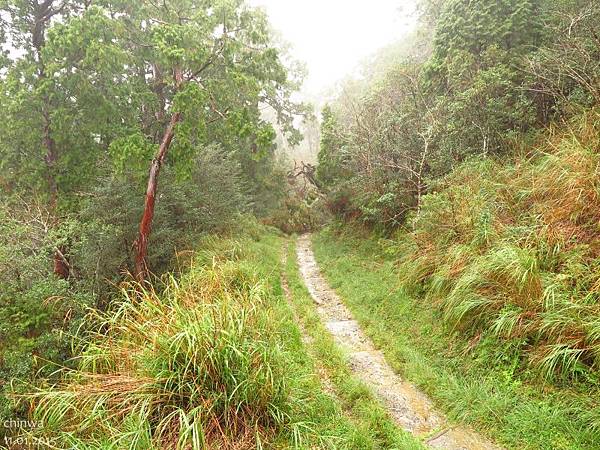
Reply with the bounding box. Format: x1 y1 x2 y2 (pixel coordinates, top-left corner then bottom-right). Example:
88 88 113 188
295 235 501 450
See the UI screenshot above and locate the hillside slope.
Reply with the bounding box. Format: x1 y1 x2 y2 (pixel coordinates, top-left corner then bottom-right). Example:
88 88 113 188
23 231 362 448
19 227 427 449
311 112 600 449
400 111 600 382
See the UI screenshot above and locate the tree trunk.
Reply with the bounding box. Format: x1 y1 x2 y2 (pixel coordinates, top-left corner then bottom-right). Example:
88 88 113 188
33 0 69 279
134 111 182 281
53 245 70 279
134 67 183 282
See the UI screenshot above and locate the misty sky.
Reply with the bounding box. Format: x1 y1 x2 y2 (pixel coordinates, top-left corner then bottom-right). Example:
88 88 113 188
247 0 419 96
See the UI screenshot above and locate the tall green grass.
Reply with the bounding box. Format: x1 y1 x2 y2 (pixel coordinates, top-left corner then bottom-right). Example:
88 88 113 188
397 110 600 383
313 229 600 449
23 232 369 449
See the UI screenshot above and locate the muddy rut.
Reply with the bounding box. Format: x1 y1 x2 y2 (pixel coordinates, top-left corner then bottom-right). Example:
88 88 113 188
296 235 501 450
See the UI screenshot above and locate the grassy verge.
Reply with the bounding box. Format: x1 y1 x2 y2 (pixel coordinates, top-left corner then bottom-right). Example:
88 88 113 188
283 239 425 450
312 227 599 450
22 228 394 449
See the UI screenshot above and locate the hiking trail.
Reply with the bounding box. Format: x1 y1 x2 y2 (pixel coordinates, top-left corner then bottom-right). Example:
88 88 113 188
296 234 501 450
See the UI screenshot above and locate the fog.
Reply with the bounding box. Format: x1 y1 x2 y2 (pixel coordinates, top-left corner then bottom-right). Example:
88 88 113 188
247 0 419 97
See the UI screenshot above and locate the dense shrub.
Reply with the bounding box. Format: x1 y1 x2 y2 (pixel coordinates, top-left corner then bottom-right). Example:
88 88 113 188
76 147 251 290
527 1 600 117
0 200 93 429
265 188 328 234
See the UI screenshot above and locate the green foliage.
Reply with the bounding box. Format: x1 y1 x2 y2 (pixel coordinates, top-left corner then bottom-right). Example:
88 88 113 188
0 3 142 207
428 0 543 66
398 111 600 382
32 264 293 447
0 199 93 428
266 185 328 234
319 0 599 228
318 63 438 229
109 134 157 175
528 1 600 115
76 147 251 292
422 0 544 157
0 0 303 218
316 105 347 186
26 233 380 448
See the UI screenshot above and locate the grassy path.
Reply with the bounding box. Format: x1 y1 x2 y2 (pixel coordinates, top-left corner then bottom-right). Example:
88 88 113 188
282 239 425 450
294 235 501 450
311 228 600 450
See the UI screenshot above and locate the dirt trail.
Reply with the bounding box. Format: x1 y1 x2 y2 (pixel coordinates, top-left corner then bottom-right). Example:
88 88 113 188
296 235 502 450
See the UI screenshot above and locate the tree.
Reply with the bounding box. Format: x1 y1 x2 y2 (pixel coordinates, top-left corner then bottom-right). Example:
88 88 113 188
1 0 302 282
316 105 347 187
526 1 600 117
0 0 84 277
87 0 300 280
423 0 544 158
342 62 440 225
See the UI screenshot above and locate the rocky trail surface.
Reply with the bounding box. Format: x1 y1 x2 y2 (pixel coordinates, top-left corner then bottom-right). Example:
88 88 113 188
296 235 502 450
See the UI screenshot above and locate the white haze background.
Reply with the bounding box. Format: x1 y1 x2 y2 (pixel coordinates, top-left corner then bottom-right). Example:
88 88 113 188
247 0 419 97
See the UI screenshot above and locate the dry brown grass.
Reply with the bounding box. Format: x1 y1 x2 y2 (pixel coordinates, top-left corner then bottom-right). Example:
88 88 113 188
27 245 303 449
399 110 600 381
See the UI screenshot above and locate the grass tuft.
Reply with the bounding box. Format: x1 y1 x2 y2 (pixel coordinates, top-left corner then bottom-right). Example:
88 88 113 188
395 112 600 382
24 234 367 449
